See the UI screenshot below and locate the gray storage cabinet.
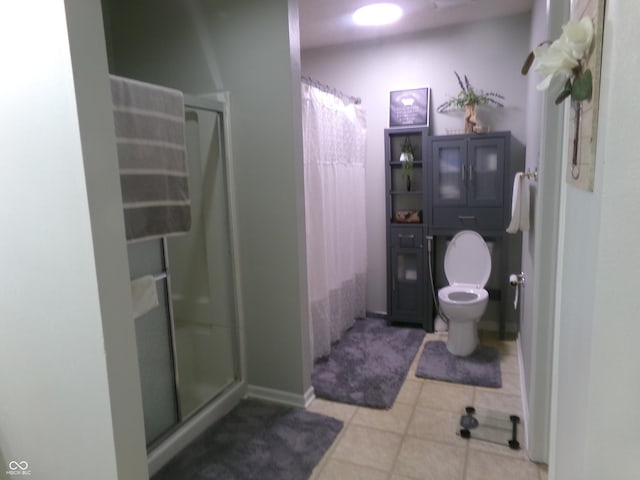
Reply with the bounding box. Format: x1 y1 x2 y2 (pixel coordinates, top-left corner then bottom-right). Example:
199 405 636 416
430 132 509 234
386 129 512 335
385 127 433 330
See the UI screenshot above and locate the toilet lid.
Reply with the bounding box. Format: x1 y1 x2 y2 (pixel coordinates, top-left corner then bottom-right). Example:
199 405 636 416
444 230 491 287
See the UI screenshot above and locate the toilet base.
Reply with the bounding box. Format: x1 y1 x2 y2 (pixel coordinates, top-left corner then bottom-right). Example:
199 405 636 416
446 319 479 356
434 315 448 332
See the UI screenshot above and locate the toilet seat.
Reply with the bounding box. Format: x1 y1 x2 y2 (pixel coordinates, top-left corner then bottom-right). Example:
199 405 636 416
444 230 491 288
439 285 489 305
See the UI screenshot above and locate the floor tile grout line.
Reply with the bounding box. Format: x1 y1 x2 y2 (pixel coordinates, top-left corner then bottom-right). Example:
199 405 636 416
316 455 394 479
312 400 359 478
328 421 405 474
310 332 535 480
461 387 478 479
312 425 347 479
386 385 422 478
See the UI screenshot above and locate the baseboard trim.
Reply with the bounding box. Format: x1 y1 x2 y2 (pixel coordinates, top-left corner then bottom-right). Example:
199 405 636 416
303 386 316 407
516 334 531 454
246 384 313 408
366 310 387 319
478 319 520 334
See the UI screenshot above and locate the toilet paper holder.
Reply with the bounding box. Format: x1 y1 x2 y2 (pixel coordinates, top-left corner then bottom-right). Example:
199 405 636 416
509 272 525 286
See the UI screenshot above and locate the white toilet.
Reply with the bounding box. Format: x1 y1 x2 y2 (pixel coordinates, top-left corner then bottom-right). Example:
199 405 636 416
438 230 491 356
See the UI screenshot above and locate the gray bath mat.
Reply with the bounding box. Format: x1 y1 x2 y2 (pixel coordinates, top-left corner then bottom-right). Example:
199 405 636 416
415 341 502 388
312 318 426 409
152 399 342 480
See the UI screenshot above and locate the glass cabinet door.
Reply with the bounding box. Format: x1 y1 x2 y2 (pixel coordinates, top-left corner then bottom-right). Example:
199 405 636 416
391 249 424 320
432 140 467 206
468 138 504 207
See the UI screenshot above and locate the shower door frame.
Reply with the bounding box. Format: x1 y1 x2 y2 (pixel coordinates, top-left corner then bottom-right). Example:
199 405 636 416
147 92 246 475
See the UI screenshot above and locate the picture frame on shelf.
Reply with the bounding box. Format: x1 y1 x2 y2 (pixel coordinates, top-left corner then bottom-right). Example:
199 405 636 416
389 88 430 127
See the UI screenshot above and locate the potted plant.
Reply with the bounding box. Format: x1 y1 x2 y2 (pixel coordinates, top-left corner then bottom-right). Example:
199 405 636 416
399 137 414 191
437 72 504 133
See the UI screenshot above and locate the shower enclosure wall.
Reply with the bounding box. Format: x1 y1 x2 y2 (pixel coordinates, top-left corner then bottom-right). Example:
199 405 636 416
126 96 243 467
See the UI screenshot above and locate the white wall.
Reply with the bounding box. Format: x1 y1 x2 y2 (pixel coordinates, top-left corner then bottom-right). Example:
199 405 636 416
302 14 530 326
519 0 568 462
550 0 640 478
0 1 147 478
105 0 312 399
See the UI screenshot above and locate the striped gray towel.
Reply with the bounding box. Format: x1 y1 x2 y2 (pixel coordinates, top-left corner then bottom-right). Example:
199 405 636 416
110 75 191 242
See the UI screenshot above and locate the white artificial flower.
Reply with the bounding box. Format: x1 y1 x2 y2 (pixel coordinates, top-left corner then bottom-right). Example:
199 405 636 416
533 36 579 90
562 17 594 60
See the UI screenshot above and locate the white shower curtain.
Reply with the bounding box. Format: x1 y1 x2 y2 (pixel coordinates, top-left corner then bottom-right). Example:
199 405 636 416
301 82 367 360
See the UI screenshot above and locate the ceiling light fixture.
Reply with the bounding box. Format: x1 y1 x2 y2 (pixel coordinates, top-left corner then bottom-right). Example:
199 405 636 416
352 3 403 26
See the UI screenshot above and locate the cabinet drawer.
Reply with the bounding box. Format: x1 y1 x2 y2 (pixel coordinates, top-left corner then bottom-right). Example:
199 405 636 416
390 227 423 248
432 208 504 231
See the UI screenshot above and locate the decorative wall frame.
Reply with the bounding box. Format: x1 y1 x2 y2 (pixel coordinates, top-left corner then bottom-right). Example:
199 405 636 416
389 88 431 127
567 0 606 191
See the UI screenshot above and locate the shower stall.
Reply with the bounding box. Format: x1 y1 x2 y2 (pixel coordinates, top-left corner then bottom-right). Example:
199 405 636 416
126 95 243 472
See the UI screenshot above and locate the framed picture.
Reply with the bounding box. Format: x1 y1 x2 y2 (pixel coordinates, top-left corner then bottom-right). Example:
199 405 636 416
389 88 430 127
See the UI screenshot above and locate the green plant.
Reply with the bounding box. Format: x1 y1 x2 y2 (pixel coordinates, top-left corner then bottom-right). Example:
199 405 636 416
400 137 414 172
436 72 505 113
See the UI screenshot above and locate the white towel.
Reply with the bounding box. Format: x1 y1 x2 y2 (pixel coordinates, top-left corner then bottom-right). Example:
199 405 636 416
506 173 530 234
520 174 530 232
130 275 160 319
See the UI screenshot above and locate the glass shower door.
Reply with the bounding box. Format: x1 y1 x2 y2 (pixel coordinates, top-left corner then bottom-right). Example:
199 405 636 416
167 105 238 419
128 240 179 446
129 98 239 448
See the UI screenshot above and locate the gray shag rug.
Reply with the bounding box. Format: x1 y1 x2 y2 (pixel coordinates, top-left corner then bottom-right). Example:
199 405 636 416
152 399 342 480
312 318 425 409
415 341 502 388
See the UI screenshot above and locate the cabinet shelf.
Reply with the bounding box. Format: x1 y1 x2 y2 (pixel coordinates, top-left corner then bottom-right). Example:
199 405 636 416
389 161 423 167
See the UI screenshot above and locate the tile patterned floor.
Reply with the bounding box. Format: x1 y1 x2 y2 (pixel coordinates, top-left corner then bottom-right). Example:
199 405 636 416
308 331 549 480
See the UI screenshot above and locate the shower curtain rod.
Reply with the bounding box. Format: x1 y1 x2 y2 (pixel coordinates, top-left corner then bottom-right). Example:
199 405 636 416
301 75 362 105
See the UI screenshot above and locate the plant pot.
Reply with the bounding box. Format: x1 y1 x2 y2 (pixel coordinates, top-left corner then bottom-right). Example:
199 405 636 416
464 104 477 134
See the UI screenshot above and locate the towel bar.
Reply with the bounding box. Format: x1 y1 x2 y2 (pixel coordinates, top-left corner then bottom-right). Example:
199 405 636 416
153 272 168 282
